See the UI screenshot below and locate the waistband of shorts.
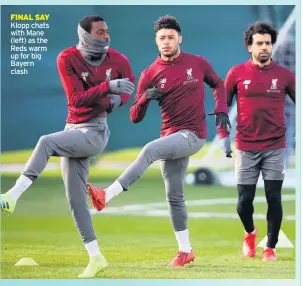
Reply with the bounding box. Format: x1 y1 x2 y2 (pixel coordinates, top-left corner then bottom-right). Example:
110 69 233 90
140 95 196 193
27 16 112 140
65 117 107 129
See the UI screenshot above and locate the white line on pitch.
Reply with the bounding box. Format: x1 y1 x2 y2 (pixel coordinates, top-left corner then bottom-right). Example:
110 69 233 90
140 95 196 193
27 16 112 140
90 194 295 220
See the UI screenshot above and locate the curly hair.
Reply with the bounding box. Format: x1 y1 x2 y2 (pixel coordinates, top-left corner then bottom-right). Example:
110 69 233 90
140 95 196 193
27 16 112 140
154 15 181 34
244 22 278 47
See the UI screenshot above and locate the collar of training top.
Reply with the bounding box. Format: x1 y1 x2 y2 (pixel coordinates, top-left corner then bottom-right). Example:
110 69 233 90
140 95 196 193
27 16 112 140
247 58 276 71
156 51 185 65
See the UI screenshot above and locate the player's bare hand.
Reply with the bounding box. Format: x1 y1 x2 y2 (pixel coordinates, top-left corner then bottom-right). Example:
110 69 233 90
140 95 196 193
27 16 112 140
109 78 135 95
220 136 232 158
145 87 163 101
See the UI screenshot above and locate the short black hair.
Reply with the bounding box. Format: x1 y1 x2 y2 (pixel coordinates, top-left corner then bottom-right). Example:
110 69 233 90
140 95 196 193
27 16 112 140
154 15 181 34
244 22 278 47
79 15 105 33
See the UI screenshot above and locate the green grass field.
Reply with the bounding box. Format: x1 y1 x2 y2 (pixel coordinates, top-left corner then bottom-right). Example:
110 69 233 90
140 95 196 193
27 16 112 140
1 173 296 279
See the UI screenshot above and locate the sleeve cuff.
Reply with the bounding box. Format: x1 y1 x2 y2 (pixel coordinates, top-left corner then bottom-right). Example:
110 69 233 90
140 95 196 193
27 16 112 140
99 81 110 95
218 130 229 139
214 106 228 114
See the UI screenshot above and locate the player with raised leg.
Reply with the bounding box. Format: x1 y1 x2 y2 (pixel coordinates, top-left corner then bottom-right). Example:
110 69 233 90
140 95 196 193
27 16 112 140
86 15 232 267
0 15 135 277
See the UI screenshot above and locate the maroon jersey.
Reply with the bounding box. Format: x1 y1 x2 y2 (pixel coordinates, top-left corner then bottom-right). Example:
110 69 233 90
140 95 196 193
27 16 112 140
225 59 295 151
130 52 228 139
57 46 135 123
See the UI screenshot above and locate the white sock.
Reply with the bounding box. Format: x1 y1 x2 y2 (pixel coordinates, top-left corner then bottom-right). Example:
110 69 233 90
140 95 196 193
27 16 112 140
7 175 33 202
85 239 101 257
105 180 124 203
174 229 192 253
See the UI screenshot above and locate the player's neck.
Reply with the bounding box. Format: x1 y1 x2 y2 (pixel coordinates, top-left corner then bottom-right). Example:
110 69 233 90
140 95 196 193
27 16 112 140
160 49 181 62
252 57 271 68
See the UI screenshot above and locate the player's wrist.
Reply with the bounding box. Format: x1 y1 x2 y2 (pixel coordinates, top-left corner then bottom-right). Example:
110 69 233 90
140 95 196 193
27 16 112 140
139 93 150 104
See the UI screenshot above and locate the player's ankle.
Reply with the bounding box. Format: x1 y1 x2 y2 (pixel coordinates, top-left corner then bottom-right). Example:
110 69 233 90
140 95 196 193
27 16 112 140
105 180 124 202
265 246 275 251
8 174 33 201
244 227 256 234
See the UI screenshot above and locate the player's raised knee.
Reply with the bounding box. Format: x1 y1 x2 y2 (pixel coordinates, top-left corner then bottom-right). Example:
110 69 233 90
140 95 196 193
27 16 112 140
38 135 51 146
141 141 157 156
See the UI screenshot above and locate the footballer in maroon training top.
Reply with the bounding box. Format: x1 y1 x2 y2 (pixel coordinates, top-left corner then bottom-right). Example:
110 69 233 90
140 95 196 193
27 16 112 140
225 59 295 151
228 21 296 262
57 47 135 124
130 52 228 140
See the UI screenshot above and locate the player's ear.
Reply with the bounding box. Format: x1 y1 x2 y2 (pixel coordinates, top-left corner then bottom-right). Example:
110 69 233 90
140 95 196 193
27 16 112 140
247 45 252 53
179 35 182 45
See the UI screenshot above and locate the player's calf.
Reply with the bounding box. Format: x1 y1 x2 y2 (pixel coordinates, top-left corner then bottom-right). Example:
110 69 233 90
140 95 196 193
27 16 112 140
264 180 283 249
237 184 257 258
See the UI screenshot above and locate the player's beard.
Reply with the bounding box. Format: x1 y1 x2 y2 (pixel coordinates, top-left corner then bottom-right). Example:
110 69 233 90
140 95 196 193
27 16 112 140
256 51 271 64
160 46 179 59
